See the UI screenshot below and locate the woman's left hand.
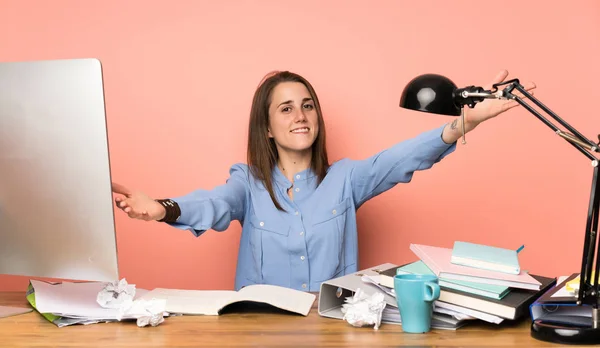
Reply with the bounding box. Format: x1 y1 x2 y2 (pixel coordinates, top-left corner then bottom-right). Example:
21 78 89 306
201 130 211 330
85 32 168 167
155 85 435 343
466 70 536 128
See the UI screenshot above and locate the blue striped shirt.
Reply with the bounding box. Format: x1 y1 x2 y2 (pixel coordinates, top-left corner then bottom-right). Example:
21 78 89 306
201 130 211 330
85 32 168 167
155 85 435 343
168 125 455 291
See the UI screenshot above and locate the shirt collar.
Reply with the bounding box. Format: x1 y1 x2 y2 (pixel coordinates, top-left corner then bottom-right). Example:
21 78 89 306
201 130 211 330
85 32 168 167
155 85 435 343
273 165 316 187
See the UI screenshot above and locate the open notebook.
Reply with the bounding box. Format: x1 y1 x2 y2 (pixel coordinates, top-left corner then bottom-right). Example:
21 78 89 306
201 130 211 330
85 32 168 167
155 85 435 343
410 244 542 290
140 284 316 316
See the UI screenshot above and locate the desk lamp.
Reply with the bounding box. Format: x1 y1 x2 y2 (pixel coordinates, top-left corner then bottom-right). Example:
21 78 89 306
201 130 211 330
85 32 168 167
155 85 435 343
399 73 600 344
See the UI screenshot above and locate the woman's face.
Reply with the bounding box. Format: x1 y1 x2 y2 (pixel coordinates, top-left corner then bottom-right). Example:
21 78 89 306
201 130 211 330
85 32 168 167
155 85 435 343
268 81 319 156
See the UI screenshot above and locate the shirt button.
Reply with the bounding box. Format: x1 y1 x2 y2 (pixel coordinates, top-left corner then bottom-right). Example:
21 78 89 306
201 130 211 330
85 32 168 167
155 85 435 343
299 231 304 236
302 284 307 289
332 209 337 215
300 256 305 261
296 175 301 179
259 221 264 227
295 187 300 192
295 211 299 215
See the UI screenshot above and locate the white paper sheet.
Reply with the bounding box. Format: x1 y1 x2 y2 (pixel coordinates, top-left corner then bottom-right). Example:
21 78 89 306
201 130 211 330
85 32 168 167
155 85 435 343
551 275 577 298
31 280 151 319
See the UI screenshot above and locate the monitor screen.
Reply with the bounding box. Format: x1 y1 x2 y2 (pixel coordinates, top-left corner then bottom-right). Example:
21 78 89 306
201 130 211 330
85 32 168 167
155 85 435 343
0 58 119 282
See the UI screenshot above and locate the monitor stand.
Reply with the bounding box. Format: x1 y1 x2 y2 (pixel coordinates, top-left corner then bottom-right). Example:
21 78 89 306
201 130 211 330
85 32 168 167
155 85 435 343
0 305 33 319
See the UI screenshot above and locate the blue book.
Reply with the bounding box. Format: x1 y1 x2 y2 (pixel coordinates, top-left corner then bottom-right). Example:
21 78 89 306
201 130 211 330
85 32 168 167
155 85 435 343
451 241 521 275
396 260 511 300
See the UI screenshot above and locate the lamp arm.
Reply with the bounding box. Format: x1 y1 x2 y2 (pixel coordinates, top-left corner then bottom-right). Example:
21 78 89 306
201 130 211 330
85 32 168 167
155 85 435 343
461 79 600 312
508 82 599 159
501 81 600 309
460 79 599 161
503 83 600 314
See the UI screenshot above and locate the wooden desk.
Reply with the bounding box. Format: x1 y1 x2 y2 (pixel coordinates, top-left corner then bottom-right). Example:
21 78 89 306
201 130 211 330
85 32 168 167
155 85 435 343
0 291 569 347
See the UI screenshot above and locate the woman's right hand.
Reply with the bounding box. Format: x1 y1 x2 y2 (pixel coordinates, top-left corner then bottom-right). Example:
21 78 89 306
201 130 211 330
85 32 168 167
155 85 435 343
111 182 166 221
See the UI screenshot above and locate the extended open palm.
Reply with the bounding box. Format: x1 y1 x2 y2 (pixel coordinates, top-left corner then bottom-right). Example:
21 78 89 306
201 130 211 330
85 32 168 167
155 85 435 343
111 183 166 221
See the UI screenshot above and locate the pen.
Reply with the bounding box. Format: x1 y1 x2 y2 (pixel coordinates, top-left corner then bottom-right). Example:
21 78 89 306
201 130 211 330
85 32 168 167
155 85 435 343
516 244 525 254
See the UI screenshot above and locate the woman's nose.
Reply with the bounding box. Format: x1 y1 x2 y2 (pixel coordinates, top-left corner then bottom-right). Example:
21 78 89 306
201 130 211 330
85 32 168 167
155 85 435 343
294 108 308 122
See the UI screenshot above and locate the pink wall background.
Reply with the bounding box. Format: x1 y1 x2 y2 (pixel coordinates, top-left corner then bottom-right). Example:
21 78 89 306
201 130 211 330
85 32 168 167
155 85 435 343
1 0 599 291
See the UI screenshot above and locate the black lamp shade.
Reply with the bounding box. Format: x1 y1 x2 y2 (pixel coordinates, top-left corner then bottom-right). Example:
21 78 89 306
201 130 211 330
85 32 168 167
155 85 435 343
399 74 461 116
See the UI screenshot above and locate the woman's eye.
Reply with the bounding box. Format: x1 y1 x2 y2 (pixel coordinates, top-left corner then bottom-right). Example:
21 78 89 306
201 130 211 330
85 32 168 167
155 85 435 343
303 104 314 110
282 107 291 112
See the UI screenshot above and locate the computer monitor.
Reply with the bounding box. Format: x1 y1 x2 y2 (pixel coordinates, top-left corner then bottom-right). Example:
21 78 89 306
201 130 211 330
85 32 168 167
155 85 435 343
0 58 119 293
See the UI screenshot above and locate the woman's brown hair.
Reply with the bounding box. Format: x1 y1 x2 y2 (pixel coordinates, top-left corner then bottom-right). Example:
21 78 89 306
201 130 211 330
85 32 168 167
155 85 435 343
247 71 329 211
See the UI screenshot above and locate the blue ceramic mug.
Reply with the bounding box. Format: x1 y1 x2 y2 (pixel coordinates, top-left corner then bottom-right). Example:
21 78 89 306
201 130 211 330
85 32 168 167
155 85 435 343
393 273 440 333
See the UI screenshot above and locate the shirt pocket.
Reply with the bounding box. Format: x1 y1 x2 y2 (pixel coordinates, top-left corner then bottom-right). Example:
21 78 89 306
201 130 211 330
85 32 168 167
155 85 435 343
247 213 290 287
312 198 352 225
309 197 351 282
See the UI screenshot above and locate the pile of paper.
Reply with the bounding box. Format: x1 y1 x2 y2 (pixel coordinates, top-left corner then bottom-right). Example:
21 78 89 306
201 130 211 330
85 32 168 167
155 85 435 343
361 274 484 330
27 279 168 327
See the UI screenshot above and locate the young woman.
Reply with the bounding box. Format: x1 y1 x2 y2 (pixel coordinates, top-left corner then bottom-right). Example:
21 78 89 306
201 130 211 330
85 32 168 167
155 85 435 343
112 70 535 291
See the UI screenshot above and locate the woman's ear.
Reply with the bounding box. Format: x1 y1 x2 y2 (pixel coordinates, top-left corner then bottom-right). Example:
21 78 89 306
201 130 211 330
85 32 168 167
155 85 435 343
268 128 273 138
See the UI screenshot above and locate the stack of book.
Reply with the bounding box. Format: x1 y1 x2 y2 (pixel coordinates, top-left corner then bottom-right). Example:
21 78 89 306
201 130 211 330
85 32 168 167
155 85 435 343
374 243 556 328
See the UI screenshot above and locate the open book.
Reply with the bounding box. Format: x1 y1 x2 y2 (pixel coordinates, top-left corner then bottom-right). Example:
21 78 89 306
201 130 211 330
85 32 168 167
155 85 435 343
140 284 316 316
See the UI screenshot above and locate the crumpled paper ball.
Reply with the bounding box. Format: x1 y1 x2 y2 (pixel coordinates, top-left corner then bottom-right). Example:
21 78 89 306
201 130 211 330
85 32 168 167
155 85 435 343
96 279 167 327
341 288 387 330
125 298 167 328
97 278 136 310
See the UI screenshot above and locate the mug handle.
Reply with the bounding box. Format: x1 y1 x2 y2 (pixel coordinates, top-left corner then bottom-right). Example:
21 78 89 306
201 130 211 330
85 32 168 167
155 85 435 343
423 282 440 302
